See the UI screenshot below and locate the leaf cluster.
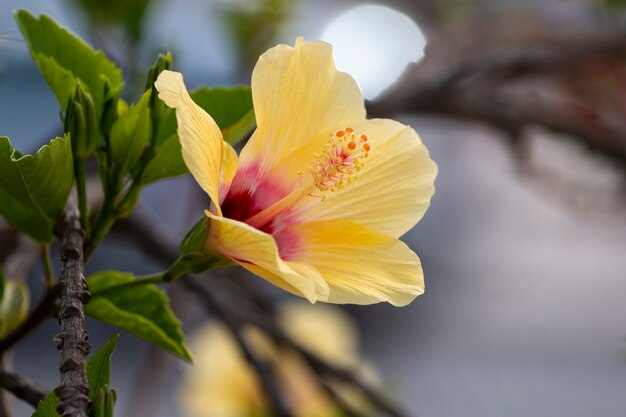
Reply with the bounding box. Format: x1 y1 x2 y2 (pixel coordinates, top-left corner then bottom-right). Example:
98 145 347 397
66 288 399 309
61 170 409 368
0 11 257 417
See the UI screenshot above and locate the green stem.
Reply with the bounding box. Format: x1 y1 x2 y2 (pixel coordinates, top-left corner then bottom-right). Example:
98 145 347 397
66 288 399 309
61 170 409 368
85 121 160 260
90 257 188 297
84 215 115 261
41 245 54 288
75 158 90 238
84 193 116 261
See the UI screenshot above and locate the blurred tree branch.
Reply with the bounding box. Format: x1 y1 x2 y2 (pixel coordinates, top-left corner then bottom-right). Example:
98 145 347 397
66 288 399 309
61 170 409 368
369 27 626 171
0 370 46 408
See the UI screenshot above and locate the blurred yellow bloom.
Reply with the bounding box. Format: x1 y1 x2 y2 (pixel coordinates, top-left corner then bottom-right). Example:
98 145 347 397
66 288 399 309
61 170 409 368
180 302 376 417
155 38 437 306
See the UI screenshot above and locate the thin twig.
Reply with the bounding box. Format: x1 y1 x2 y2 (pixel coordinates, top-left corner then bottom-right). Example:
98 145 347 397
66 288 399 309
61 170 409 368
0 370 47 407
0 291 55 354
0 355 13 417
41 245 54 288
314 377 369 417
53 201 91 417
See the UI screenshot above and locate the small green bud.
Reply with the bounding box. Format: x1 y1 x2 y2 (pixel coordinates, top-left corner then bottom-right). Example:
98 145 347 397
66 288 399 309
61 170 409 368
105 388 116 417
145 52 172 126
64 84 98 160
93 386 106 417
0 280 30 339
101 80 121 140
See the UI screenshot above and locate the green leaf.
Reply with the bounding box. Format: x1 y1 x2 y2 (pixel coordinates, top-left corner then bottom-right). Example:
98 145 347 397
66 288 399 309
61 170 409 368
31 391 60 417
0 136 74 243
0 281 30 339
157 86 255 146
0 191 56 243
141 134 187 184
15 10 124 120
86 334 119 400
108 91 151 189
85 272 192 361
31 53 80 118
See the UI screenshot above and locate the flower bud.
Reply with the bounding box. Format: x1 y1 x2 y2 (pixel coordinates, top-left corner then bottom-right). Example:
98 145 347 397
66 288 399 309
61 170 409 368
145 53 172 126
64 84 98 160
0 280 30 338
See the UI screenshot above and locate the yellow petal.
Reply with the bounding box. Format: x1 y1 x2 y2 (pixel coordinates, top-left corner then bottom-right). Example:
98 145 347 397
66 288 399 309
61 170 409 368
277 220 424 306
219 142 239 204
155 70 224 213
204 211 329 302
238 37 366 179
289 118 437 238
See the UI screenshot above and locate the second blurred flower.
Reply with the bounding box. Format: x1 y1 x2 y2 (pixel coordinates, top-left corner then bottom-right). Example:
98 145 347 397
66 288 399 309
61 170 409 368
181 302 377 417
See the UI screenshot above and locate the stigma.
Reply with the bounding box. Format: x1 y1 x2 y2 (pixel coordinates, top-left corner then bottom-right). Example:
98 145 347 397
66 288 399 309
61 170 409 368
310 127 370 199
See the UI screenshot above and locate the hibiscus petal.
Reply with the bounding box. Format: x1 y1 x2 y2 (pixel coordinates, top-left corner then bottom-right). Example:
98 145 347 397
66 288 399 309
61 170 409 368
276 220 424 306
204 211 329 302
287 118 437 238
238 37 366 181
155 70 224 212
219 142 239 204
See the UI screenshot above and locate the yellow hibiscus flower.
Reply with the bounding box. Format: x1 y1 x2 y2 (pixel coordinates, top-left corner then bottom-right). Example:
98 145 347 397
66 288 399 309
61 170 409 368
155 37 437 306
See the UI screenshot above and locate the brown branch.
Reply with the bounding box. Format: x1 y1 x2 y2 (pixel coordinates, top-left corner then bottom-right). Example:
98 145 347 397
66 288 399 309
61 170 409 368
53 201 91 417
0 370 47 407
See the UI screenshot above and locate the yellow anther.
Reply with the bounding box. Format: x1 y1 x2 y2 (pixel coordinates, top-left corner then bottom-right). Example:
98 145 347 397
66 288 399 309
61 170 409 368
309 127 371 198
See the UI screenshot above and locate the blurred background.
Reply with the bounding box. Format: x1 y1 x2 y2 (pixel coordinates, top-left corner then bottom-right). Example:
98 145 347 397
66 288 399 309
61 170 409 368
2 0 626 416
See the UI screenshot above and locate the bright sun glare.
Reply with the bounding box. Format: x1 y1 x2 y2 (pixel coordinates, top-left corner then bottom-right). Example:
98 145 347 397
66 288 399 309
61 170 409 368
321 4 426 100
